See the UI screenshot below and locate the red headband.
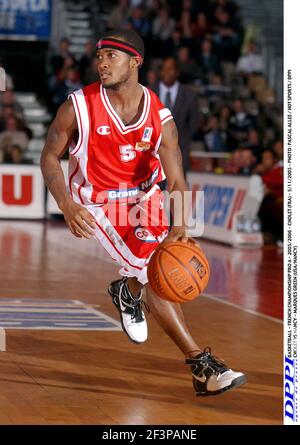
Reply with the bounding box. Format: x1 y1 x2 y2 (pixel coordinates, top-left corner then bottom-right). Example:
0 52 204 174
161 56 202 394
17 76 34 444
96 38 143 62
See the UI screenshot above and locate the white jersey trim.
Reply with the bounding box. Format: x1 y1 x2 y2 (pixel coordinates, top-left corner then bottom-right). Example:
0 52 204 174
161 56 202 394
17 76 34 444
159 108 172 121
100 84 151 135
152 134 166 180
68 90 89 156
161 115 173 125
68 89 94 204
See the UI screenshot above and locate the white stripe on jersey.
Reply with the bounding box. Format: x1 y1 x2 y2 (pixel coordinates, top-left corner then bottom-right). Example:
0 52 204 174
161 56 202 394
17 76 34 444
100 84 151 135
159 107 172 122
68 90 94 204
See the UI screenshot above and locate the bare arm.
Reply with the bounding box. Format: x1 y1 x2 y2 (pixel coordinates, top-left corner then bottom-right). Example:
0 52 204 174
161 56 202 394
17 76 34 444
40 99 96 238
159 119 194 243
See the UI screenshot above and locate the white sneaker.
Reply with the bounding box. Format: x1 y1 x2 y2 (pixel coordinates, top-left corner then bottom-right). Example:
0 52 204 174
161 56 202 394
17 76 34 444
108 278 148 344
186 347 246 396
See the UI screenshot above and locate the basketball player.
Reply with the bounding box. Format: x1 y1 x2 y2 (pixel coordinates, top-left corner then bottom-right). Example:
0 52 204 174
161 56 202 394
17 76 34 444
40 29 246 396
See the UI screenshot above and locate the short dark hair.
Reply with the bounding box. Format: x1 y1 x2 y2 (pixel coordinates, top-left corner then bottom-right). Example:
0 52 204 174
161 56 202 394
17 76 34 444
102 29 145 59
161 56 179 71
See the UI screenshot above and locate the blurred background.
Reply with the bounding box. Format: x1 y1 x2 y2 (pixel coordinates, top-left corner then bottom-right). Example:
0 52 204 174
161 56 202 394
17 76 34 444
0 0 283 247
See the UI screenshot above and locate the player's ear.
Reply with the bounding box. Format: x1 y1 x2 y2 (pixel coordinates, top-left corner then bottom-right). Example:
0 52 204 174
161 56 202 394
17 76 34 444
131 56 142 69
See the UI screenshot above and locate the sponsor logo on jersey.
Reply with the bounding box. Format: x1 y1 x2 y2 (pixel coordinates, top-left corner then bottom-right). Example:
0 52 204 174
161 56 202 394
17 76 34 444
108 187 139 200
139 168 159 191
134 227 157 242
135 141 151 151
97 125 111 135
141 127 153 142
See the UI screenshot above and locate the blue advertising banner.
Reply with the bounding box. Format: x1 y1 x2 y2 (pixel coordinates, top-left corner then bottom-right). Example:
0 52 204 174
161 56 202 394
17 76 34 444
0 0 51 39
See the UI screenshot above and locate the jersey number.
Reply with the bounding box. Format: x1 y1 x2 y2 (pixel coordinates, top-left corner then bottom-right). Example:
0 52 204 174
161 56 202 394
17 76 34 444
119 144 136 162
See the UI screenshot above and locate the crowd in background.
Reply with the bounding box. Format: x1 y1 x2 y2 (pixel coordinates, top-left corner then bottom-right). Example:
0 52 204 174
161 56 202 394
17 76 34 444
0 70 33 164
0 0 283 242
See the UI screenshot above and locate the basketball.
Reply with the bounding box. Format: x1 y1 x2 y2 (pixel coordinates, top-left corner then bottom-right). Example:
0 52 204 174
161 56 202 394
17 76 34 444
147 241 210 303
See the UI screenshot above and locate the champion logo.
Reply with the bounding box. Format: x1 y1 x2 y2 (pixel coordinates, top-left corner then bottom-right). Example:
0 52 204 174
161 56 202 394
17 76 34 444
97 126 111 135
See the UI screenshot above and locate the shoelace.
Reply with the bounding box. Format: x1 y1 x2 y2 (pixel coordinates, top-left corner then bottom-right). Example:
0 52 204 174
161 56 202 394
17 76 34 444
131 298 150 322
201 347 228 373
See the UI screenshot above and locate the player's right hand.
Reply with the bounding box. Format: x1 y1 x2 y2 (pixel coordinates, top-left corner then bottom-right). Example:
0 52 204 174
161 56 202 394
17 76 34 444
60 199 97 239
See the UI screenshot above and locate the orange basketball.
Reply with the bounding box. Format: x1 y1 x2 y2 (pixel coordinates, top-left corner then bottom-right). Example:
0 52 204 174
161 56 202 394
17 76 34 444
147 241 210 303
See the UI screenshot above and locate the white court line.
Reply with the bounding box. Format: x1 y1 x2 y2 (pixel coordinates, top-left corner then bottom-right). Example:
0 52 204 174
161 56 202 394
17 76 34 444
202 293 283 324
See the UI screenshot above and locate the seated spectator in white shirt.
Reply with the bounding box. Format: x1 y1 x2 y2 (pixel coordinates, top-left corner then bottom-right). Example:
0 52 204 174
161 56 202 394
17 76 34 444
236 40 264 75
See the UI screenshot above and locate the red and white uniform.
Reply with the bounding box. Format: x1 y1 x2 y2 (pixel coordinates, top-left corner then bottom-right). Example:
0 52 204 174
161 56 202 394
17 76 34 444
68 81 173 284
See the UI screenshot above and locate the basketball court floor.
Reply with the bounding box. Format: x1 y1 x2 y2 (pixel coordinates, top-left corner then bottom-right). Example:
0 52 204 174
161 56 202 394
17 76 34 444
0 220 283 425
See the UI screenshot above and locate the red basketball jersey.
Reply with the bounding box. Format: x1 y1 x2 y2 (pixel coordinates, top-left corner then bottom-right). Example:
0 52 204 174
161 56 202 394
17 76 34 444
68 82 173 205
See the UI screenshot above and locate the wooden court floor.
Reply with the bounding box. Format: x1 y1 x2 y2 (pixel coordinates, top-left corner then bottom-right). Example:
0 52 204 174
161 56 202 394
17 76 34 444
0 220 283 425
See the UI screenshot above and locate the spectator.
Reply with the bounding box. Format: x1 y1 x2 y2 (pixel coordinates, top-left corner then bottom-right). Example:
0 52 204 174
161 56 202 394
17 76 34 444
225 148 243 174
212 7 242 62
177 10 193 41
261 151 283 199
196 39 222 81
145 69 158 89
3 144 32 164
50 38 74 75
64 68 83 97
79 41 96 81
126 6 151 39
192 12 211 42
273 139 283 165
218 104 231 132
152 57 199 174
152 8 176 41
165 29 185 58
213 0 238 18
0 91 24 120
177 46 202 83
254 149 276 175
236 40 264 76
0 106 14 131
244 128 262 160
49 66 82 110
61 56 78 80
83 57 100 85
107 0 129 29
262 126 277 149
202 115 226 152
203 73 231 104
48 69 68 109
229 98 255 148
216 104 231 148
238 147 257 175
0 116 29 160
257 149 283 243
0 59 14 90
